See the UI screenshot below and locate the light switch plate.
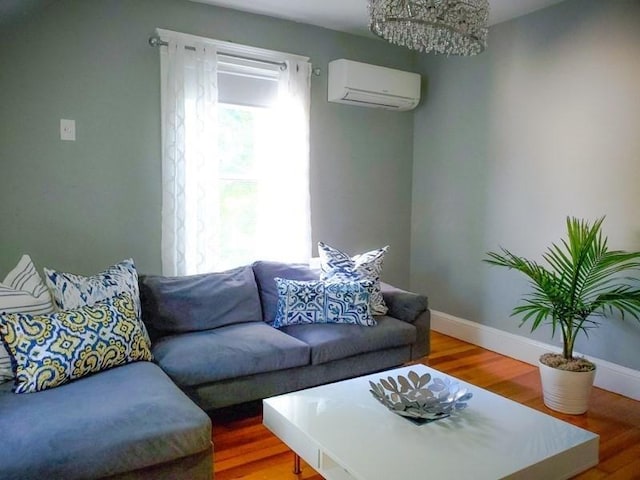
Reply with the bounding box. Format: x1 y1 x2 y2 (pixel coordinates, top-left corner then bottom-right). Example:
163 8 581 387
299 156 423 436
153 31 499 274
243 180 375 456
60 119 76 141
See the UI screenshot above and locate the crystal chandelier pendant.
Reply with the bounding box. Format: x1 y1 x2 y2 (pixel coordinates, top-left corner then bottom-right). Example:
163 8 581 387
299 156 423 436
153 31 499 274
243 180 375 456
368 0 489 56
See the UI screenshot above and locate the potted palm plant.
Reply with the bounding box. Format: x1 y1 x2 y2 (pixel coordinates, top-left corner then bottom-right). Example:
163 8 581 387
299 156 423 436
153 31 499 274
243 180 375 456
485 216 640 414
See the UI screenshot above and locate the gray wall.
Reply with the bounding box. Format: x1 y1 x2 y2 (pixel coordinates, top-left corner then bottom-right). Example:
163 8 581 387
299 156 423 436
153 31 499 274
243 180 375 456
7 0 637 370
411 0 640 369
0 0 415 287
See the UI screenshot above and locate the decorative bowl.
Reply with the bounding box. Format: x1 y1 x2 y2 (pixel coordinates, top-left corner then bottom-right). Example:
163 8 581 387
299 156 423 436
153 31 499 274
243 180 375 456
369 370 472 424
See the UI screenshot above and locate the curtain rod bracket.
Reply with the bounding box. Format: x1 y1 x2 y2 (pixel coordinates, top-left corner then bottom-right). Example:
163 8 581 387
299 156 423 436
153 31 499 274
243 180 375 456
149 36 165 48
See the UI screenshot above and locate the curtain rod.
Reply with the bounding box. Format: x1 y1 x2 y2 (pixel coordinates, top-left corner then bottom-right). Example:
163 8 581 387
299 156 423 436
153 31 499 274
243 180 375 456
148 36 288 70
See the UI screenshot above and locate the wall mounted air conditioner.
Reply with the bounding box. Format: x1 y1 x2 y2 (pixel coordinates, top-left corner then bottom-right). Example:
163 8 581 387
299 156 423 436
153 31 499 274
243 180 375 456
328 59 421 111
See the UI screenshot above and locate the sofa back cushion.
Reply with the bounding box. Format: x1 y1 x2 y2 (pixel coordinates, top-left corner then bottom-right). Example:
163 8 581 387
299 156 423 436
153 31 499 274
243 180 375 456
139 265 262 334
252 261 319 324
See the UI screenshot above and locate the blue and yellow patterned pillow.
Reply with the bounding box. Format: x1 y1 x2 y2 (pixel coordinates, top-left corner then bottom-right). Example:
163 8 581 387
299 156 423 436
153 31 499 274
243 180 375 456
318 242 389 315
43 258 150 344
273 277 375 328
0 292 152 393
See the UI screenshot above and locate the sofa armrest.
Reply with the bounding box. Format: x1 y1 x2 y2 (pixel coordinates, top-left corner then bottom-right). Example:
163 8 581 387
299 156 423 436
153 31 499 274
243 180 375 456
380 282 429 324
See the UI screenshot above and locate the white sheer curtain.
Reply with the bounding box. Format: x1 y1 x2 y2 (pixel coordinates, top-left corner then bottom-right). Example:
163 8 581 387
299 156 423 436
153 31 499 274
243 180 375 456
160 37 219 276
160 30 312 275
256 60 312 263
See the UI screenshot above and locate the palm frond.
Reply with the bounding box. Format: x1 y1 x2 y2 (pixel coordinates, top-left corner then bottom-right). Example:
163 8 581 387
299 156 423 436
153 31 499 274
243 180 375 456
485 216 640 360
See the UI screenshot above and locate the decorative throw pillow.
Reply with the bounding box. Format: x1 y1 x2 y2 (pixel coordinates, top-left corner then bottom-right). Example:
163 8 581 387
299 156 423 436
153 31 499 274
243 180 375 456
273 277 375 328
44 258 139 312
0 293 152 394
0 255 55 383
44 258 150 344
318 242 389 315
252 260 321 325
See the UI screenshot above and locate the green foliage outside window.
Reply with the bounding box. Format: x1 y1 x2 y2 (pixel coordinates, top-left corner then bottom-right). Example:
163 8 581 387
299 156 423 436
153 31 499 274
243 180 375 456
216 104 263 269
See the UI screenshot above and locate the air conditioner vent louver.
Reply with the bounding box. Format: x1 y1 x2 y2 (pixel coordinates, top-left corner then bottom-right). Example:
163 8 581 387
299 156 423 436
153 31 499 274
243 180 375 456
328 59 421 111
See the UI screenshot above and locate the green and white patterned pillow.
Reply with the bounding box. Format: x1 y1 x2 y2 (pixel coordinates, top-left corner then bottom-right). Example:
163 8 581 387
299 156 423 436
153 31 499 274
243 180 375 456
318 242 389 315
0 255 55 383
0 292 152 394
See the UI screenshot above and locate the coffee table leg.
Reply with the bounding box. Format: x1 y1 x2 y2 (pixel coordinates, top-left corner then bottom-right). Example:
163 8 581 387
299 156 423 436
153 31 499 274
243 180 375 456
293 452 301 474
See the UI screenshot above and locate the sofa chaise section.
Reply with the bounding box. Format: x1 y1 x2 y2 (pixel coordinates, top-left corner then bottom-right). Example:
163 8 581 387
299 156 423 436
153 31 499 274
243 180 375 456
0 362 212 480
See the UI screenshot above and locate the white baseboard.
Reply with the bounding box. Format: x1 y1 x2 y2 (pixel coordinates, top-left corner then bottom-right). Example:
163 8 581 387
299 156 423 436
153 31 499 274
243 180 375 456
431 310 640 401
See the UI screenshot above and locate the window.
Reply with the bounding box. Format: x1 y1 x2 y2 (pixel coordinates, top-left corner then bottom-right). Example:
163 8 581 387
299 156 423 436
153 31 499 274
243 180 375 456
158 30 311 275
216 104 265 270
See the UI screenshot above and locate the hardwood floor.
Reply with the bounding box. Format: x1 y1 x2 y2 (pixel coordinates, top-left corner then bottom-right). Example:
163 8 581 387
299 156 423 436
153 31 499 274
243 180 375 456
211 331 640 479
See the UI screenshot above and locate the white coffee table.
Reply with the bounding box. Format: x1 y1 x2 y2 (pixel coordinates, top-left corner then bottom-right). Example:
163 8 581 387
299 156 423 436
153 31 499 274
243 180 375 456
263 364 599 480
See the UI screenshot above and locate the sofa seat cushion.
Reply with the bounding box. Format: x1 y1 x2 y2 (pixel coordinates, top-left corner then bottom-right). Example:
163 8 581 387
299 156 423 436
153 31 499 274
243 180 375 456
153 322 310 387
0 362 211 480
281 315 416 365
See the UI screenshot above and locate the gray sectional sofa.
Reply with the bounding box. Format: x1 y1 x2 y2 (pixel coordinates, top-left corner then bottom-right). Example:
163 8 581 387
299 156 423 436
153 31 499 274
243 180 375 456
0 261 429 480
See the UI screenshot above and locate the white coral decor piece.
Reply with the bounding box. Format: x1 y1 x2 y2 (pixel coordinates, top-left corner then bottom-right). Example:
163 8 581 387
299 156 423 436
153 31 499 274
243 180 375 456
370 370 472 422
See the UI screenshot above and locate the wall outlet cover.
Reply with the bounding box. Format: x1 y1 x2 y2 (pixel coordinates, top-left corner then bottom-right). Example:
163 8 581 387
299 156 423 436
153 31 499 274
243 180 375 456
60 118 76 141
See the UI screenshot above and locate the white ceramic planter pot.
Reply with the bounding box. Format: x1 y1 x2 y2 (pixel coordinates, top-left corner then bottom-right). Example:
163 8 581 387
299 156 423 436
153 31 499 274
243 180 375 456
538 360 596 415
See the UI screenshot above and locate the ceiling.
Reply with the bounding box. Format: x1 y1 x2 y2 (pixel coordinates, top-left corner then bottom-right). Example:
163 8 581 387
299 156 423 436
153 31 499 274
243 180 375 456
0 0 567 34
189 0 567 36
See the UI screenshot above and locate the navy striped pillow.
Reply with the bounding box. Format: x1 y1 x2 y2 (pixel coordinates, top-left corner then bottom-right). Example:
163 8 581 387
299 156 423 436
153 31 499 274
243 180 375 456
0 255 54 382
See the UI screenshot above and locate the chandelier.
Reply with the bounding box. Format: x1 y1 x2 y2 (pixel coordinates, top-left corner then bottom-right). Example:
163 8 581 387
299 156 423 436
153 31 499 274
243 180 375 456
368 0 489 56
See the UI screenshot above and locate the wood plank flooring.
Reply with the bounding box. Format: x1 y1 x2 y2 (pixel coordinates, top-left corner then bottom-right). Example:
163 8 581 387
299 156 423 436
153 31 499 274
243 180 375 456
211 331 640 479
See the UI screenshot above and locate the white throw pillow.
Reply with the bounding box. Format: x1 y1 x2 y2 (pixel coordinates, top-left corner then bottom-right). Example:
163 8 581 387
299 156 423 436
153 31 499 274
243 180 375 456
318 242 389 315
0 255 55 383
